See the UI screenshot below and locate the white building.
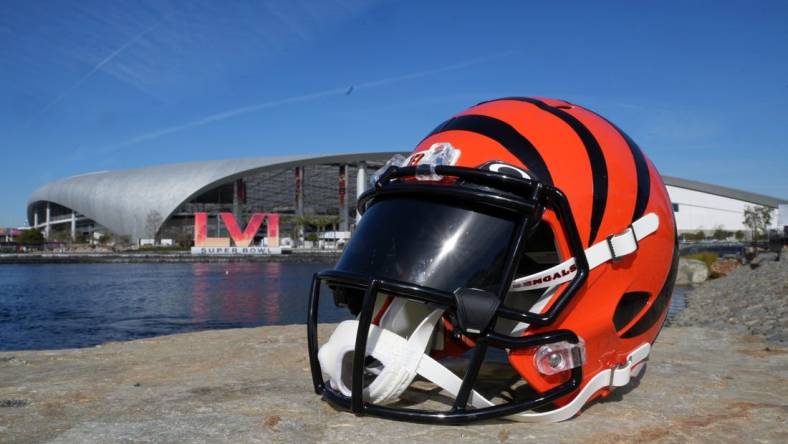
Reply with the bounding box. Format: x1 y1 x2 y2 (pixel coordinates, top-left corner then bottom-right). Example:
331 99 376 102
664 176 786 234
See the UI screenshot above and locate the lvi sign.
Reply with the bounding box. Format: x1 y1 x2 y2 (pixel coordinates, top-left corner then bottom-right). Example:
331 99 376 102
192 212 281 254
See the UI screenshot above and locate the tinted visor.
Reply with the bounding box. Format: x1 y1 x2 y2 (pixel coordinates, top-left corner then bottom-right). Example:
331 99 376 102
336 196 516 294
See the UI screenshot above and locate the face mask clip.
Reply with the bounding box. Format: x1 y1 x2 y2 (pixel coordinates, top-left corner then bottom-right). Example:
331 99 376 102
453 288 500 335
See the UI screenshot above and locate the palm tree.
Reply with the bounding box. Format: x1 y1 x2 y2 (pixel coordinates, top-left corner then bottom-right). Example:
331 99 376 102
312 215 340 247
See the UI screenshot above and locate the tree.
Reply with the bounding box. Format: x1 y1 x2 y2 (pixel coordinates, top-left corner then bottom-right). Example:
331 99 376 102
100 232 114 245
17 229 45 245
313 215 340 240
743 205 774 242
144 210 163 241
680 229 707 241
283 215 309 244
734 230 745 241
50 230 69 243
711 226 730 241
173 230 192 248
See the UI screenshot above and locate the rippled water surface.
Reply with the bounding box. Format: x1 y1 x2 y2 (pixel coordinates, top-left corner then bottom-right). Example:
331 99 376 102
0 263 691 351
667 285 690 323
0 262 351 351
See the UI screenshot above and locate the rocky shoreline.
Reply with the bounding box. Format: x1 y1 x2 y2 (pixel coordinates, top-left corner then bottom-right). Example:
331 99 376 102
0 251 341 264
673 252 787 345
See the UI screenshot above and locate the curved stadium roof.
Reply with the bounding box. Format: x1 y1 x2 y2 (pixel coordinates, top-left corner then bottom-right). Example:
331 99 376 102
27 152 398 240
29 151 786 240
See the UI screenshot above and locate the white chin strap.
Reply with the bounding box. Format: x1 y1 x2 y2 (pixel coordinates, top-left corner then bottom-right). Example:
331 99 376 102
317 213 659 421
319 297 494 406
511 212 660 292
319 312 493 407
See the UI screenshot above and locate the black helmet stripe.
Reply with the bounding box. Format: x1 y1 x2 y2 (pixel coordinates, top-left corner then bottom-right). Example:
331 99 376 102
502 97 608 245
425 114 554 185
614 128 650 222
583 110 651 223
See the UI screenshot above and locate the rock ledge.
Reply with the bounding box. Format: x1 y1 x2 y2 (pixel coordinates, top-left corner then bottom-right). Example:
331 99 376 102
1 324 786 443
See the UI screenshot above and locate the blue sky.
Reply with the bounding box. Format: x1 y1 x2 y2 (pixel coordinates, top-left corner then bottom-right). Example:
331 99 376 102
1 0 787 227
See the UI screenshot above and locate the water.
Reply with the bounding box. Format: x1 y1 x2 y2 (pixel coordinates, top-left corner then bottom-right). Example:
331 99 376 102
0 262 351 351
667 285 690 324
0 263 692 351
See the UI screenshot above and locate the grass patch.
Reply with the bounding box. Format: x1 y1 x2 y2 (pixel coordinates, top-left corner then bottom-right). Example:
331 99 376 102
682 251 719 270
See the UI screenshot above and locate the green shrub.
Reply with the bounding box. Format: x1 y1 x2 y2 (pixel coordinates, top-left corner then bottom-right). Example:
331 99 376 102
17 229 45 245
682 251 719 270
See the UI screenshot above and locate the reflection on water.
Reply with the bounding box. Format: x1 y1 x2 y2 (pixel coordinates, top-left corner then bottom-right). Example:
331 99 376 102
190 262 289 325
0 262 350 351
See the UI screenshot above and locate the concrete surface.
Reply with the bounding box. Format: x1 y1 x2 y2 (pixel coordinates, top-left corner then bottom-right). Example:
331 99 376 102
1 325 786 443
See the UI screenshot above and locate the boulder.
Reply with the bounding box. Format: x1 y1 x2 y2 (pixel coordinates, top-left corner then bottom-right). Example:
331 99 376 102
676 258 709 285
710 258 740 278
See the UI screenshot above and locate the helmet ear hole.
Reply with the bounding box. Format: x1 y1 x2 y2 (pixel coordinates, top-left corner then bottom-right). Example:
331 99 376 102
621 249 680 339
613 292 650 332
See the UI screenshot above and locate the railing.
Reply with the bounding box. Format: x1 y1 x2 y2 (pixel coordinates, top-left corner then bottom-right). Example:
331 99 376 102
32 215 88 228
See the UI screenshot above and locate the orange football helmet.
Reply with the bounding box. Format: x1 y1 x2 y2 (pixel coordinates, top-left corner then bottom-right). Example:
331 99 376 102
307 97 678 423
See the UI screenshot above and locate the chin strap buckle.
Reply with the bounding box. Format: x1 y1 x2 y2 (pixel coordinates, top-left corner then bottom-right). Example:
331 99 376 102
606 224 638 262
605 234 619 261
609 342 651 388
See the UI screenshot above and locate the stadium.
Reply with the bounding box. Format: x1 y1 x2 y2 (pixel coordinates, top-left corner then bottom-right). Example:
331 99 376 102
26 152 787 246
